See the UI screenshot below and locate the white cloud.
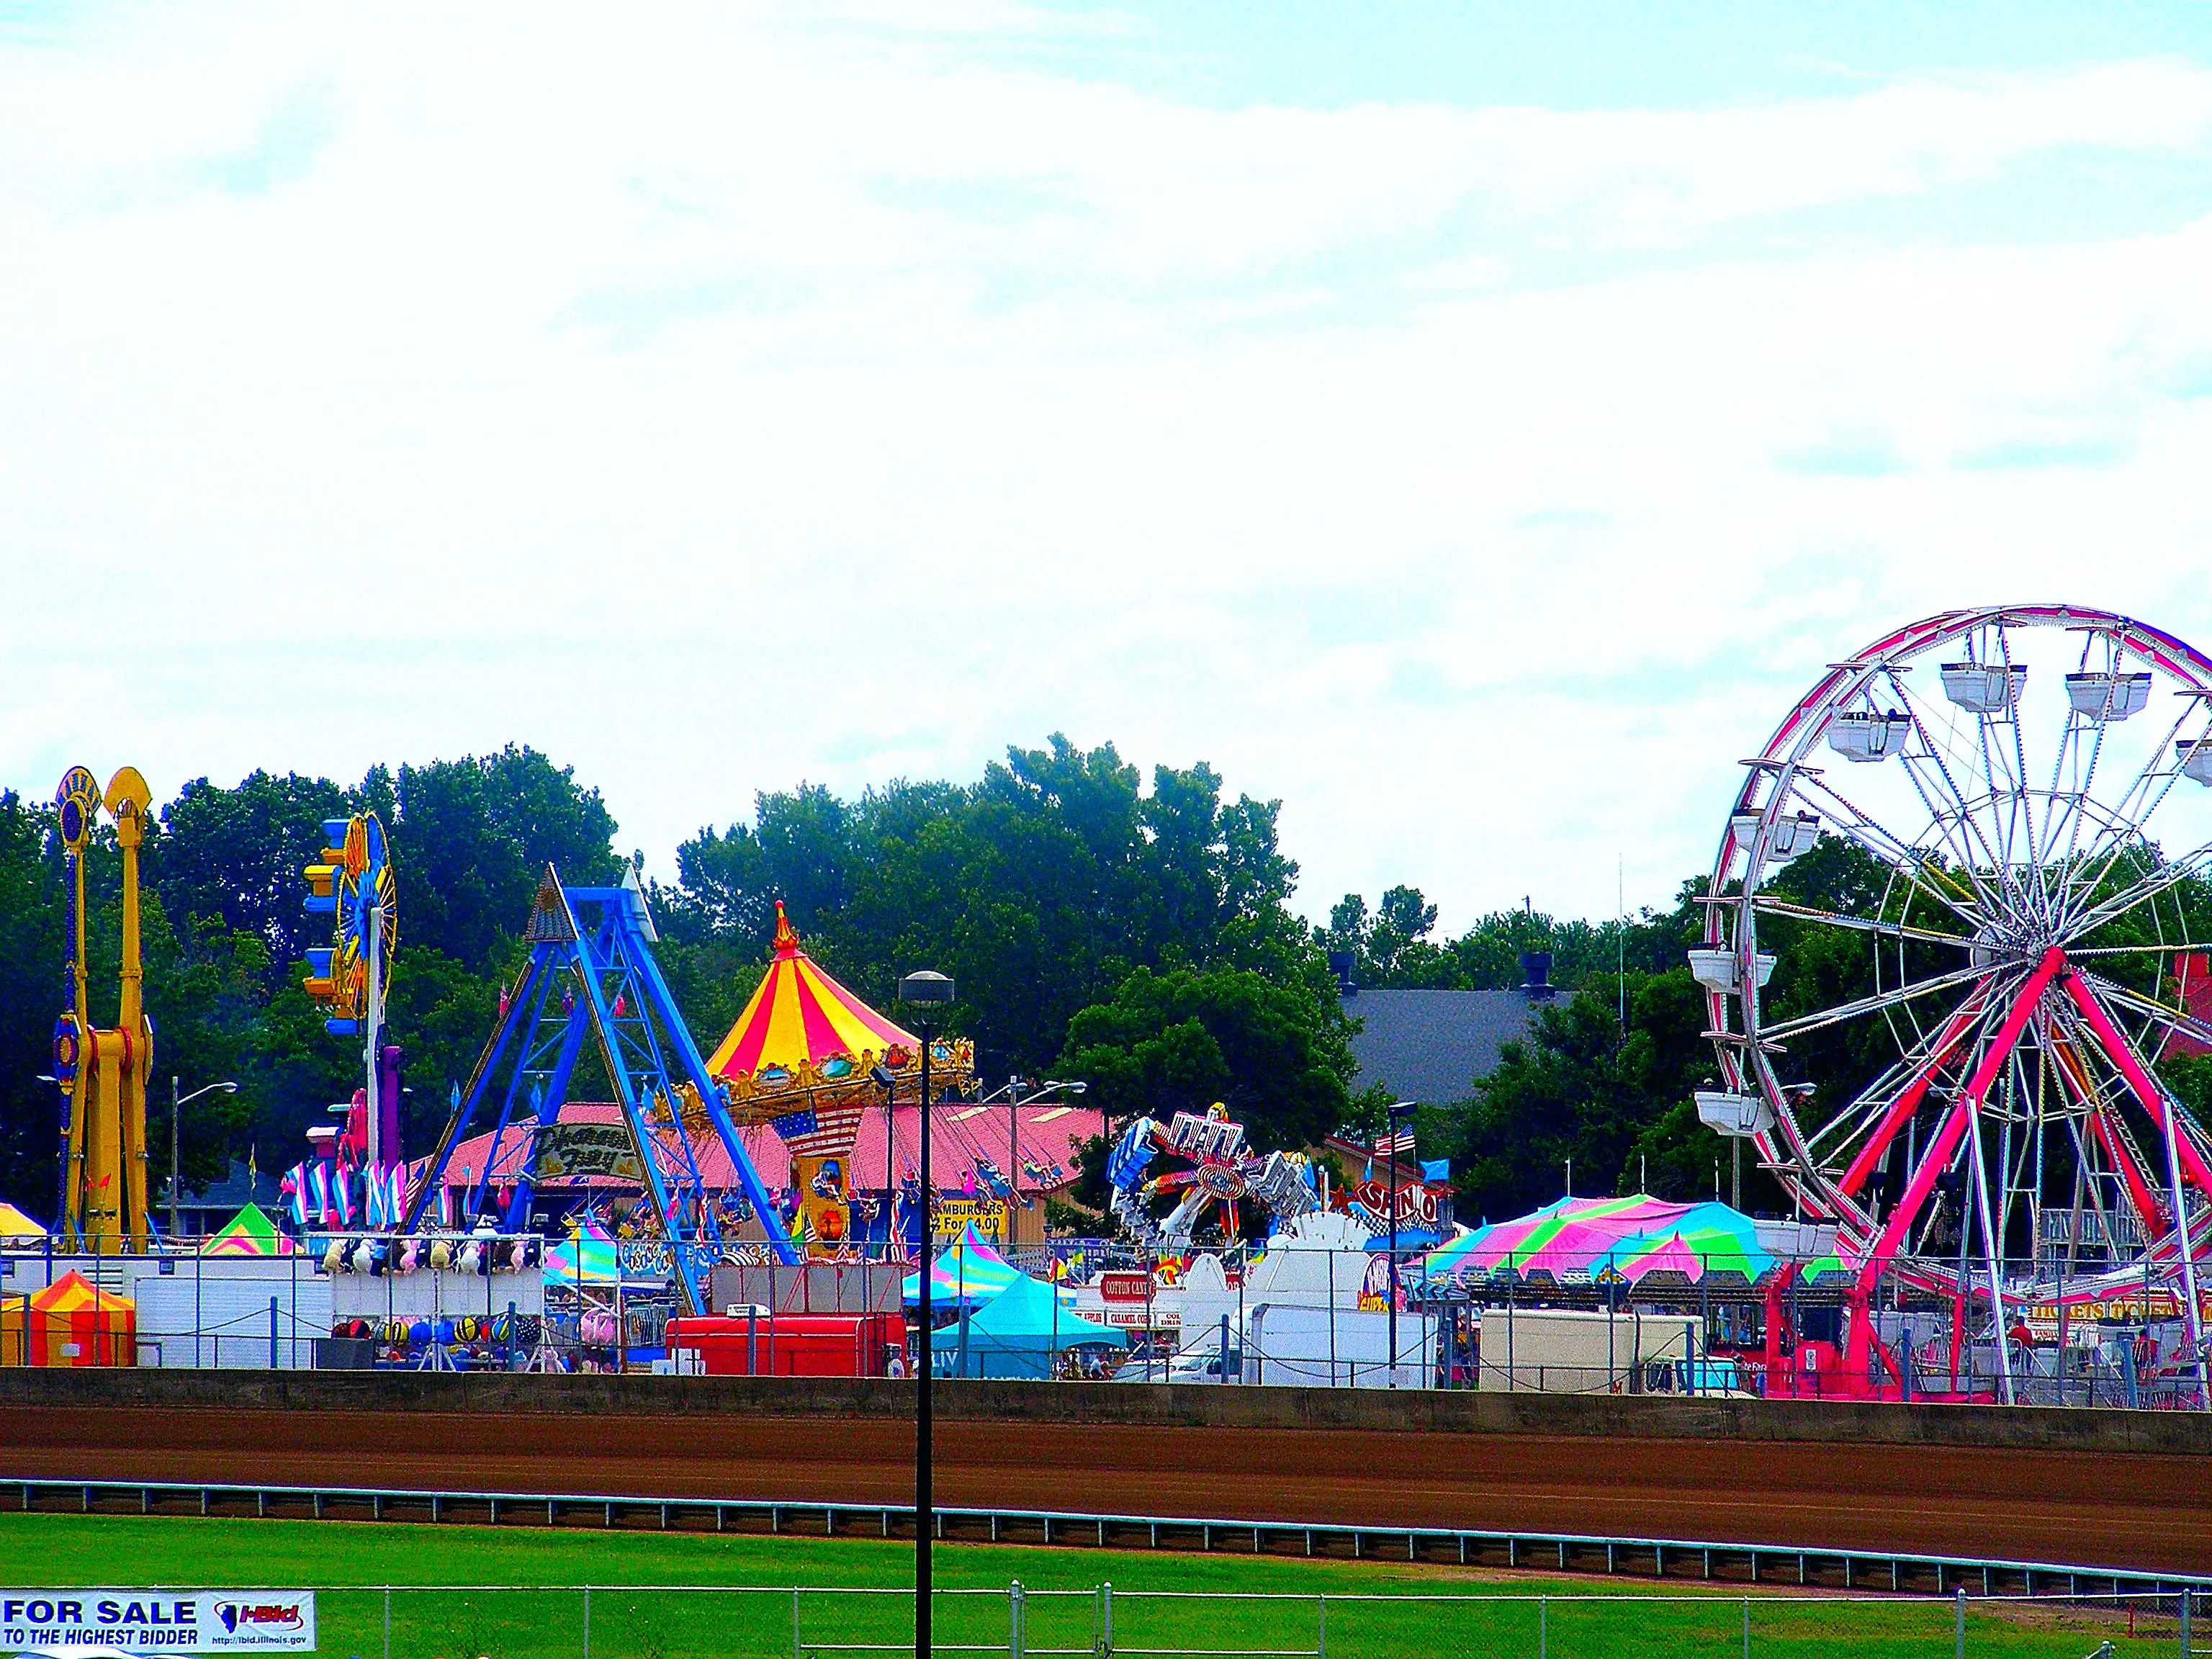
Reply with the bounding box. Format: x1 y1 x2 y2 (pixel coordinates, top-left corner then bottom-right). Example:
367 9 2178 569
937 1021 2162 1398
4 9 2212 935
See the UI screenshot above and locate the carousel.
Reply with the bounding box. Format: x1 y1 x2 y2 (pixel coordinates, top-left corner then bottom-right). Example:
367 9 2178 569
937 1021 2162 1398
709 902 974 1254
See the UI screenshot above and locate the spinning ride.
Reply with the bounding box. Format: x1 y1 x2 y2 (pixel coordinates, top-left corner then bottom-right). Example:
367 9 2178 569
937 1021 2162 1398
1105 1104 1317 1251
51 766 158 1252
413 866 799 1309
303 813 401 1192
1700 606 2212 1399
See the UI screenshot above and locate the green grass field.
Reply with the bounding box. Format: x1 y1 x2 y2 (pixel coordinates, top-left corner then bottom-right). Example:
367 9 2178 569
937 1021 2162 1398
0 1514 2164 1659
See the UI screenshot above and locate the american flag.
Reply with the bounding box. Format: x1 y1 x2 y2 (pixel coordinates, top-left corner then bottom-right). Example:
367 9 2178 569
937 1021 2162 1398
1376 1128 1416 1158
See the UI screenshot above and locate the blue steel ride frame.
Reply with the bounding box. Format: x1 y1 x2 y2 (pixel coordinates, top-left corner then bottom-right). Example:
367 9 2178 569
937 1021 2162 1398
407 867 799 1308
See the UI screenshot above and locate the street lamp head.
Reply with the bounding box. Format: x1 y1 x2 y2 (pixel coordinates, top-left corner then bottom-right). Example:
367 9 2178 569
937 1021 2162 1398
871 1064 898 1090
899 969 956 1006
1388 1099 1417 1123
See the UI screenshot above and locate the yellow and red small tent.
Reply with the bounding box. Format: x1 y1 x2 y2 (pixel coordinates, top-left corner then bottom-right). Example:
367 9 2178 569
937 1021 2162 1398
0 1295 26 1367
22 1270 135 1367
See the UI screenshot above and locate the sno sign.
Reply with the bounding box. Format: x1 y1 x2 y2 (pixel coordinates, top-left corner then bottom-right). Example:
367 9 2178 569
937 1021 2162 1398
0 1592 314 1655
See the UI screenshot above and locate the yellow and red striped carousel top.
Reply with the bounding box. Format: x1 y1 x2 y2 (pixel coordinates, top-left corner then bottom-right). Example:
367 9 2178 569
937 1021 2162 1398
706 901 916 1084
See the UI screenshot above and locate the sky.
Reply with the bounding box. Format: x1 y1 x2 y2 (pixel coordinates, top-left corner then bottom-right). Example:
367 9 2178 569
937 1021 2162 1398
5 3 2212 933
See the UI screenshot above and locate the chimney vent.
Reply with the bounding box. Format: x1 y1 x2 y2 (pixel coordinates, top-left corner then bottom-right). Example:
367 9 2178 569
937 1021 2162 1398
1519 950 1557 1000
1328 950 1357 997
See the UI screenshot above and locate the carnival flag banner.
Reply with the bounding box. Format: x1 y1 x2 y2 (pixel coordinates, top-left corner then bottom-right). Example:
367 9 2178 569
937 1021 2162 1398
0 1591 315 1655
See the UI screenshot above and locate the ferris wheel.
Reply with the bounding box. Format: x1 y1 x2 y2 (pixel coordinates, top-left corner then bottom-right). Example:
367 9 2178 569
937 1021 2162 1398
1699 606 2212 1380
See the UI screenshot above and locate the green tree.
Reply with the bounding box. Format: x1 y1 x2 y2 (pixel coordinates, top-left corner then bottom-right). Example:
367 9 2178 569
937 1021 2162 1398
392 747 621 972
1323 884 1460 987
661 735 1316 1076
1056 965 1357 1153
0 792 64 1206
149 770 354 984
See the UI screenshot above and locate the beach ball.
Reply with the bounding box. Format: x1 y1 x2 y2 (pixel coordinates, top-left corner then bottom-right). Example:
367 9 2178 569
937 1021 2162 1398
408 1321 431 1346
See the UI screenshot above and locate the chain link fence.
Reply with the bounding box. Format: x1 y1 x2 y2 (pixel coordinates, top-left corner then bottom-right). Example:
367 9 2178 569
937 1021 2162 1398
10 1227 2212 1406
271 1584 2203 1659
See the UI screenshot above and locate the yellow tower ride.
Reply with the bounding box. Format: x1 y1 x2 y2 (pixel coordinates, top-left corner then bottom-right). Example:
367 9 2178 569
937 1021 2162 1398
53 765 157 1254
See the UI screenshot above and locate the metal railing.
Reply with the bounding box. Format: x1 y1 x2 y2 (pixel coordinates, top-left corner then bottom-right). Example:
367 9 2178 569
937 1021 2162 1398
14 1478 2210 1606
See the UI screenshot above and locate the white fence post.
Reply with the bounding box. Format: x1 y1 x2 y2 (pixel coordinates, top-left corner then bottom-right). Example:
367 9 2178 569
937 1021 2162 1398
582 1587 590 1659
1010 1579 1025 1659
1954 1586 1966 1659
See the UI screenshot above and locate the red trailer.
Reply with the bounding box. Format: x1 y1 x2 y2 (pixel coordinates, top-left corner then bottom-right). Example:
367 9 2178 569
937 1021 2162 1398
667 1311 900 1377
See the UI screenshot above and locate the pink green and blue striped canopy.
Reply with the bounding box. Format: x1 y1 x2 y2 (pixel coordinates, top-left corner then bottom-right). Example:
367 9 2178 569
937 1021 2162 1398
1421 1195 1780 1285
902 1222 1075 1308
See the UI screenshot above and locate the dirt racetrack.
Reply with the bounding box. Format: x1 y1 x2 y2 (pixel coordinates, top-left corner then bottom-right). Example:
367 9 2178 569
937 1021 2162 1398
3 1377 2209 1575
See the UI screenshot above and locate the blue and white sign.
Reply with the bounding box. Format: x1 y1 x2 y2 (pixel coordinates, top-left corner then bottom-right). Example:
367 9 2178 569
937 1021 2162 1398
1 1593 314 1655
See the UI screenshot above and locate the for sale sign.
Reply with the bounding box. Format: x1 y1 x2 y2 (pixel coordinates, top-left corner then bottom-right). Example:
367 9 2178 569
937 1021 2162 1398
0 1593 314 1655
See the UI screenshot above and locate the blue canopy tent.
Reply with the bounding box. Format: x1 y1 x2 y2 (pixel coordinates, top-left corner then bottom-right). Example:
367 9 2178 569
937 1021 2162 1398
930 1273 1128 1379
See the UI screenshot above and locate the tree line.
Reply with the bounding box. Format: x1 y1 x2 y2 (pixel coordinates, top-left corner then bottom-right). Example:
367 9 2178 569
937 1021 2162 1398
0 734 1907 1228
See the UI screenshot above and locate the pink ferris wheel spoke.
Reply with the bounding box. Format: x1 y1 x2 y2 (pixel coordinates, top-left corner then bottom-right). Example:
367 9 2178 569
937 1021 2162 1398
1833 979 1997 1203
1852 948 2068 1296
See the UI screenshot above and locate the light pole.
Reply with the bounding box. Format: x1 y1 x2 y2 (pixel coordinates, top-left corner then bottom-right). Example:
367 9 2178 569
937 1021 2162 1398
1385 1100 1415 1389
898 968 955 1659
170 1077 239 1241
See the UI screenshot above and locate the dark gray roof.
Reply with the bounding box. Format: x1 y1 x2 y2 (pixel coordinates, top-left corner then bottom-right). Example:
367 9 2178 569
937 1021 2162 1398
1340 989 1545 1105
176 1158 286 1211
